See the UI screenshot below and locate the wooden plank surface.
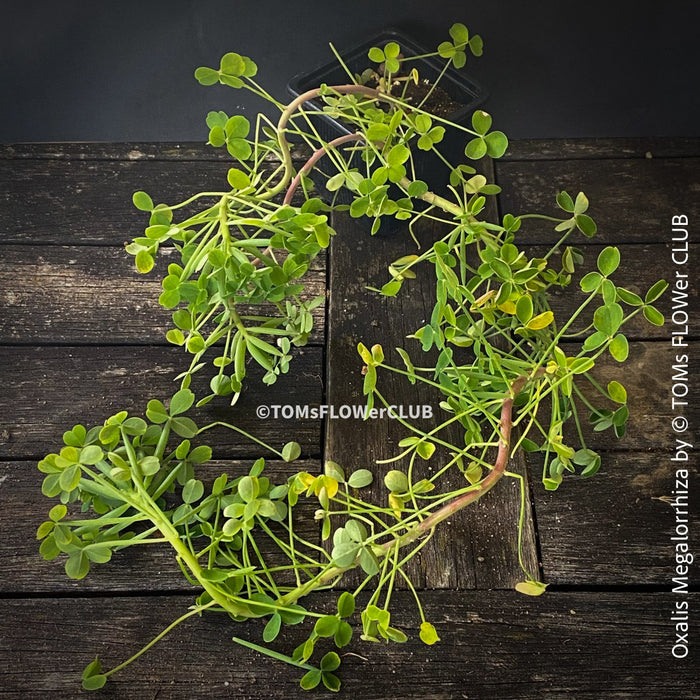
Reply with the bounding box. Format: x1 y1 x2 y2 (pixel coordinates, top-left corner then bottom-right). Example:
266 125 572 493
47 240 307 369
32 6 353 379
496 157 699 245
0 158 235 245
0 461 320 594
0 245 325 344
0 345 323 459
503 137 700 161
532 451 699 585
2 139 697 699
324 211 539 590
1 591 697 699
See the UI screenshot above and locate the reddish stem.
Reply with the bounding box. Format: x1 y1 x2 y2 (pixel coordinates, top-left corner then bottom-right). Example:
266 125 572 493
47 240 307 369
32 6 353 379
379 373 535 552
283 133 364 205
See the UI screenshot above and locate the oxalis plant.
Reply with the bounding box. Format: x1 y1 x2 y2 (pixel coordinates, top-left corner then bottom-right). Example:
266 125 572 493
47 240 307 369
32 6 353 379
36 23 667 692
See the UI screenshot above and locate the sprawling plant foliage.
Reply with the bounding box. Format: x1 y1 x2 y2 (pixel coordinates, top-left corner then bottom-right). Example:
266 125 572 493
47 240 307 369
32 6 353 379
37 23 666 692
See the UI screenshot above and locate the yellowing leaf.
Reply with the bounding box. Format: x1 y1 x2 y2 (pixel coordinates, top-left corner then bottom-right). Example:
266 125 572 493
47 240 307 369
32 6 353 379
515 580 548 596
419 621 440 645
526 311 554 330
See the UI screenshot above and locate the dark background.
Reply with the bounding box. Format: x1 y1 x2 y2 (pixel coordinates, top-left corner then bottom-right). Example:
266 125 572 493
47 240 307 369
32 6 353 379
2 0 699 143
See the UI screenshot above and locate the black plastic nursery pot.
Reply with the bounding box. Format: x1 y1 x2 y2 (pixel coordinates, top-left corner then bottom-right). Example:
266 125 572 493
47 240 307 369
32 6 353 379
286 29 485 213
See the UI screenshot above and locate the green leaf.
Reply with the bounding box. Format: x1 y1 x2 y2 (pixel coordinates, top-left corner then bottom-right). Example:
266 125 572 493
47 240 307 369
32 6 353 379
238 475 258 503
575 214 597 237
465 136 487 160
569 357 595 374
407 179 428 197
337 592 355 618
300 669 322 691
484 130 508 158
65 551 90 580
643 305 664 326
227 168 251 190
573 191 589 215
263 613 282 642
322 672 341 692
79 445 103 465
282 441 301 462
315 615 340 638
616 287 644 306
384 41 400 59
139 456 160 476
597 246 620 276
59 464 81 492
387 144 410 166
515 295 533 324
384 470 408 493
146 399 169 424
449 22 470 44
593 303 623 336
220 52 245 76
368 47 385 62
607 380 627 404
82 675 107 690
556 190 574 213
458 26 477 50
194 66 219 86
135 250 154 274
171 417 198 438
580 271 602 292
170 388 195 416
416 441 436 460
347 469 373 488
419 621 440 645
182 478 204 504
381 279 402 297
225 115 250 138
515 580 548 596
334 620 353 648
132 191 154 211
645 279 669 303
471 110 492 135
582 330 607 351
49 504 67 522
609 333 629 362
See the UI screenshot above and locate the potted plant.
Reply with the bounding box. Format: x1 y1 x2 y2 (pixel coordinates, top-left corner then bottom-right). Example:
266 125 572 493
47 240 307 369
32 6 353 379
287 27 484 204
35 22 667 693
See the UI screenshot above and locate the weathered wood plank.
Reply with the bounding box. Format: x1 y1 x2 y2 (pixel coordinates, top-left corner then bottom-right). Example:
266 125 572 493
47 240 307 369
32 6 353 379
4 138 699 163
1 591 697 699
0 460 319 594
324 213 538 590
503 137 700 161
0 142 311 162
0 345 324 459
496 156 699 245
530 451 699 586
0 245 326 344
0 158 233 245
563 341 697 452
0 142 233 161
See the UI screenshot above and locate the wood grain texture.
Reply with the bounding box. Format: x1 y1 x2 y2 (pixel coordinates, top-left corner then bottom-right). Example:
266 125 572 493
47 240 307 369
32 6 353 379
0 142 312 162
530 451 699 585
503 137 700 161
0 460 320 594
0 158 238 245
0 345 324 460
324 211 539 590
1 591 697 699
0 245 325 344
496 157 699 245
